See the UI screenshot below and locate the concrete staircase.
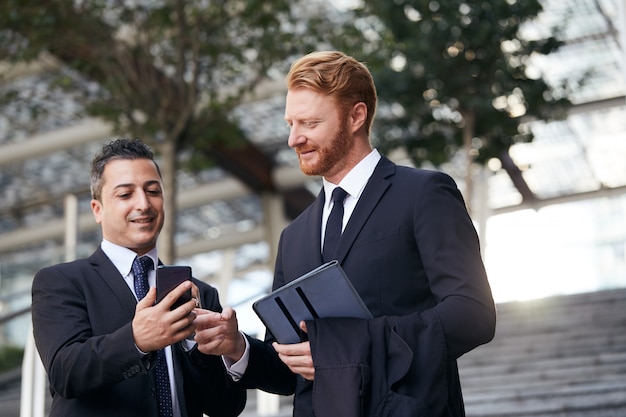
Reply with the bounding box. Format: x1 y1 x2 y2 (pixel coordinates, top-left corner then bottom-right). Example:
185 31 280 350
458 288 626 417
2 288 625 416
238 288 626 416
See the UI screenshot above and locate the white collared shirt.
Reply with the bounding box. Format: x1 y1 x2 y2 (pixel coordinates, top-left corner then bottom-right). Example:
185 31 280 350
321 148 381 252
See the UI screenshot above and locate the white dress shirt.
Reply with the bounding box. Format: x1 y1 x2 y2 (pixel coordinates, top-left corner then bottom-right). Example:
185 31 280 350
321 148 381 251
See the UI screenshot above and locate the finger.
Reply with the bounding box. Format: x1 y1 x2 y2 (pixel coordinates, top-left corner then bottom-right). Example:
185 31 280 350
193 308 221 316
195 335 227 355
221 306 236 320
177 321 197 339
275 351 314 380
299 320 308 333
171 307 197 329
168 301 199 329
136 286 157 309
193 309 225 326
190 283 200 300
189 283 202 309
273 341 309 356
194 327 231 354
194 312 220 328
165 319 196 341
195 324 226 341
157 280 193 310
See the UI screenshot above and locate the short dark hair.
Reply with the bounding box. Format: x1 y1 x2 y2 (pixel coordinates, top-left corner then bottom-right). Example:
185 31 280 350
90 138 161 200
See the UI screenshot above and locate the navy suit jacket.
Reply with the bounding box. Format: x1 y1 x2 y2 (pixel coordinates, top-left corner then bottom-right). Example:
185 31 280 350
31 247 246 417
241 156 496 416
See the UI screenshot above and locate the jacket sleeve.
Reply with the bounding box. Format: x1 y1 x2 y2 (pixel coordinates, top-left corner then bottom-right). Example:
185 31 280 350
412 172 496 358
31 265 150 398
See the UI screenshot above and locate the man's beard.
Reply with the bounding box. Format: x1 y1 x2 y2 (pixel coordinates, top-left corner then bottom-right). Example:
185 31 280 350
298 118 352 177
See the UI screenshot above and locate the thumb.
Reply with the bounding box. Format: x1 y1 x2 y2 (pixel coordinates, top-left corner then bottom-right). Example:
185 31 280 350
136 286 157 309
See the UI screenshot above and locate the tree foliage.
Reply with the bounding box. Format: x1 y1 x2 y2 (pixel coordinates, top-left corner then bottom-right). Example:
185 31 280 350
336 0 573 172
0 0 332 261
0 0 580 254
1 0 322 149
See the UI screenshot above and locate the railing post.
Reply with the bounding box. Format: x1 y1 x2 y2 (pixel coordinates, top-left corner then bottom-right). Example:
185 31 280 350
19 332 45 417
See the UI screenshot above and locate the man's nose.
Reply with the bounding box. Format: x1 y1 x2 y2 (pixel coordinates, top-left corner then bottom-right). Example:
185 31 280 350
288 126 305 148
135 190 150 209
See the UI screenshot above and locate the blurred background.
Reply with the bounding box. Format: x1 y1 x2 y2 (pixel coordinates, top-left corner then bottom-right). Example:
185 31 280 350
1 0 625 416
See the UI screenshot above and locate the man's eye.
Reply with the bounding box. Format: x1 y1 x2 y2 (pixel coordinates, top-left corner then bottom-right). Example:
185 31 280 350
146 189 162 195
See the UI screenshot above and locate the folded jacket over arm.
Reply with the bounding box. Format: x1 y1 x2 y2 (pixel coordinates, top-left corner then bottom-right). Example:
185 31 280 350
307 309 451 417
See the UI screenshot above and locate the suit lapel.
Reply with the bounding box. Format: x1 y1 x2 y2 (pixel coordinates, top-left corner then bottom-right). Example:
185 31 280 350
335 157 396 263
88 247 138 316
306 189 326 266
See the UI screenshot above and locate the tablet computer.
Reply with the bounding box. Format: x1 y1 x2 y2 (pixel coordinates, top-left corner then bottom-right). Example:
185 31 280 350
252 260 372 344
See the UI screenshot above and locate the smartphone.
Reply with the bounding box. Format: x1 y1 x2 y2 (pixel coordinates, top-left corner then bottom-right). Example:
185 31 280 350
156 265 192 310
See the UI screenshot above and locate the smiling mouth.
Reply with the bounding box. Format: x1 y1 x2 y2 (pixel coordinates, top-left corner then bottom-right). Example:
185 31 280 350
297 148 317 158
130 217 153 224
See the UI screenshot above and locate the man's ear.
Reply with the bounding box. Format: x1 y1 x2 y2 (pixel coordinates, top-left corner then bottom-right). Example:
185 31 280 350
91 199 103 224
349 102 367 133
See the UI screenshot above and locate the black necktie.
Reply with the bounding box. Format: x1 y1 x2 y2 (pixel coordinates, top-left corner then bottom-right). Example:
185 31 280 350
322 187 348 263
132 256 174 417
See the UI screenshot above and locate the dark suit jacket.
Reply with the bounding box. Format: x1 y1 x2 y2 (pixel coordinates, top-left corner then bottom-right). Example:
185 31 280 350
241 156 496 416
31 247 246 417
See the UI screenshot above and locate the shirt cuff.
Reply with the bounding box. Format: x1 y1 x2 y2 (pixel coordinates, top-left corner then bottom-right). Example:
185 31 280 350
222 332 250 381
135 344 149 356
180 338 197 352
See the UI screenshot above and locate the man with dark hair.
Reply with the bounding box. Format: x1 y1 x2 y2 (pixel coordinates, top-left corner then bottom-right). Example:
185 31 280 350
195 51 496 417
32 138 246 417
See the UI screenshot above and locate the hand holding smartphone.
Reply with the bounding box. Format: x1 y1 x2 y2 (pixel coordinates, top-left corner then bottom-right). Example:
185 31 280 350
156 265 193 310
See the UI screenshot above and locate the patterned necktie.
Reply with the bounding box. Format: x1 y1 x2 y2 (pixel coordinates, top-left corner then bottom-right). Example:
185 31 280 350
132 256 174 417
322 187 348 263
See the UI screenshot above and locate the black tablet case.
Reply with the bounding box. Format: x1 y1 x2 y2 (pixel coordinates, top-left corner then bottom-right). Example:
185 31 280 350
252 260 372 344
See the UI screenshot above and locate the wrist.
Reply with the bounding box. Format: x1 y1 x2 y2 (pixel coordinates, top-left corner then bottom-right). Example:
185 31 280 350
227 332 247 363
